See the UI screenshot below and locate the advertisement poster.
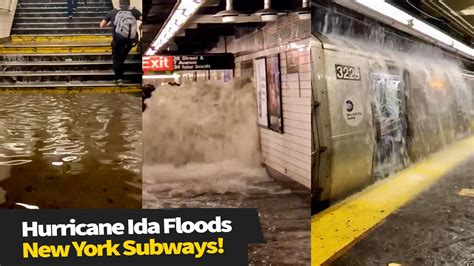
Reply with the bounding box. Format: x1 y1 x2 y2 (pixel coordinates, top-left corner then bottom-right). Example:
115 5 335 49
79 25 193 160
265 55 283 133
254 58 269 127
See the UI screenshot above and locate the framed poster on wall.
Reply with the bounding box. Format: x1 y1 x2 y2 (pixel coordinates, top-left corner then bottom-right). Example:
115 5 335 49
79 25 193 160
286 50 300 73
254 58 268 127
266 55 284 133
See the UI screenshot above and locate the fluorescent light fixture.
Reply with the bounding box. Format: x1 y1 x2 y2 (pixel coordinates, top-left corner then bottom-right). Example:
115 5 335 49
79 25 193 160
460 6 474 16
15 202 39 209
355 0 474 58
355 0 413 25
145 0 205 56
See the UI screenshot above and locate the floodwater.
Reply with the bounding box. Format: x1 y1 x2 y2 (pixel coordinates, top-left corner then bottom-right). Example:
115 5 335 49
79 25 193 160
0 93 142 209
142 79 311 264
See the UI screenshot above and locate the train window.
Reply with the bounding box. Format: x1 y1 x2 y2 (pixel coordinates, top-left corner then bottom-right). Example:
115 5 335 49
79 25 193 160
369 63 409 178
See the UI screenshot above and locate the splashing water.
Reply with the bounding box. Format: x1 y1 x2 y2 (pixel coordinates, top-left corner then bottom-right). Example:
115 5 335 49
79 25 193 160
312 28 473 195
142 79 310 264
143 78 270 206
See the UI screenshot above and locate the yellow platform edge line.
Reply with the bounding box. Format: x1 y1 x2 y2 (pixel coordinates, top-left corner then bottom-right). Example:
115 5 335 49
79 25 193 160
0 87 141 93
311 136 474 266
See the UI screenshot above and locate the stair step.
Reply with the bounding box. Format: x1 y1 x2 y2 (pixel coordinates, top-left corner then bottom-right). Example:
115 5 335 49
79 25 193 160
0 81 141 90
0 45 138 54
0 79 142 86
0 87 141 93
0 52 141 62
17 3 113 8
11 34 112 43
14 22 109 28
16 7 111 12
14 17 105 23
3 60 140 66
1 61 141 73
18 0 111 3
15 11 106 17
0 72 142 83
11 28 112 35
0 70 141 77
1 42 111 47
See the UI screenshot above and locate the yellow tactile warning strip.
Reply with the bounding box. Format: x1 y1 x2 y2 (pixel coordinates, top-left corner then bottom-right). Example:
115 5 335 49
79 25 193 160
458 188 474 197
311 136 474 266
0 87 141 93
0 47 114 54
10 35 112 43
0 45 138 54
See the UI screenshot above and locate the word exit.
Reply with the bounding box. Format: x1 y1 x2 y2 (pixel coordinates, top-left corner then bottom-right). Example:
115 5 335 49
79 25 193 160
142 56 174 72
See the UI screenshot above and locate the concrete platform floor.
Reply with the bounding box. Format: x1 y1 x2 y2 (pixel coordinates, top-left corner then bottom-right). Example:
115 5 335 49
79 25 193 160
332 156 474 265
312 136 474 265
248 169 310 265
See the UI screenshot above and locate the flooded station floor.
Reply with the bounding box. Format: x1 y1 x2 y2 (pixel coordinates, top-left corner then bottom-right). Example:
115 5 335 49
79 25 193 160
143 168 311 265
333 156 474 266
0 93 142 209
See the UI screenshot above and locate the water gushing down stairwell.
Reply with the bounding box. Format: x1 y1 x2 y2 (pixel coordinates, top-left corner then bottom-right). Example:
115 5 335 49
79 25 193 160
0 0 141 90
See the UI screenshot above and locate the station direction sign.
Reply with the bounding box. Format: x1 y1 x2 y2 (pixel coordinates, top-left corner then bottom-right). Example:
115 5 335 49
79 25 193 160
143 53 234 74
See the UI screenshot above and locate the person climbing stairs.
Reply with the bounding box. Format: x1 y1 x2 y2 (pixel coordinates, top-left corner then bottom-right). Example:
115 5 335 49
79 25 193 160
0 0 141 90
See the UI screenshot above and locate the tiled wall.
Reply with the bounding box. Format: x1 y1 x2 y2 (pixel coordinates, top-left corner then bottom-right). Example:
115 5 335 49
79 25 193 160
213 14 312 188
0 0 17 40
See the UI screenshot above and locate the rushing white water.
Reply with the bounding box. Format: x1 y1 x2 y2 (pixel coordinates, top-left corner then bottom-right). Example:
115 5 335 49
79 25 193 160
142 78 269 206
324 33 472 180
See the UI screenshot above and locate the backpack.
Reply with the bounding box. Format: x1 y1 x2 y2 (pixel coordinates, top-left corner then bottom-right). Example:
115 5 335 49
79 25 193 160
114 9 137 40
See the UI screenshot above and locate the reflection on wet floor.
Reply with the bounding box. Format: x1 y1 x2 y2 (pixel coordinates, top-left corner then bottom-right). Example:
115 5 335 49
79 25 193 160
143 167 311 265
0 93 142 208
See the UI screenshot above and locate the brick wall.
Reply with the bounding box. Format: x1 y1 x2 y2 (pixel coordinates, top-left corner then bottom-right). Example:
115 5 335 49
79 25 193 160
0 0 17 40
213 14 312 188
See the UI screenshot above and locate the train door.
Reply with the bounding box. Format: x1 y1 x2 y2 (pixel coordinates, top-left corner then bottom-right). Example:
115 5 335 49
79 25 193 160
368 62 409 178
318 45 375 203
311 41 332 212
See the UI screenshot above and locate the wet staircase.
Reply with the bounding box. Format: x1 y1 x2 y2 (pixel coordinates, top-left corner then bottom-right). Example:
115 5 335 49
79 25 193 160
0 0 141 90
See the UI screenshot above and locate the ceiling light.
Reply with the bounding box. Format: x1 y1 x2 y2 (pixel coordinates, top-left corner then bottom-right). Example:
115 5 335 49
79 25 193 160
254 0 278 22
355 0 474 58
145 0 205 56
296 0 311 20
214 0 243 23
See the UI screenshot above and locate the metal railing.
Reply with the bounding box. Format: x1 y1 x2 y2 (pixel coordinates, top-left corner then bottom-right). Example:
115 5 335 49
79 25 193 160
0 0 14 13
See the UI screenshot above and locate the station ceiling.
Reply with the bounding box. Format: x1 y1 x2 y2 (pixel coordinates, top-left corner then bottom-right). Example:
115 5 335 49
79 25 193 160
142 0 305 53
387 0 473 47
142 0 177 49
142 0 473 54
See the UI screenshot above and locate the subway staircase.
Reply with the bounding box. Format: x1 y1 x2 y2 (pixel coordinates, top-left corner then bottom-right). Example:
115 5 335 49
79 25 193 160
0 0 141 91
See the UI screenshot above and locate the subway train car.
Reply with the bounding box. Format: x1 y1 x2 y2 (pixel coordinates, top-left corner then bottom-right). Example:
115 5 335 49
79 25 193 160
310 5 474 212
